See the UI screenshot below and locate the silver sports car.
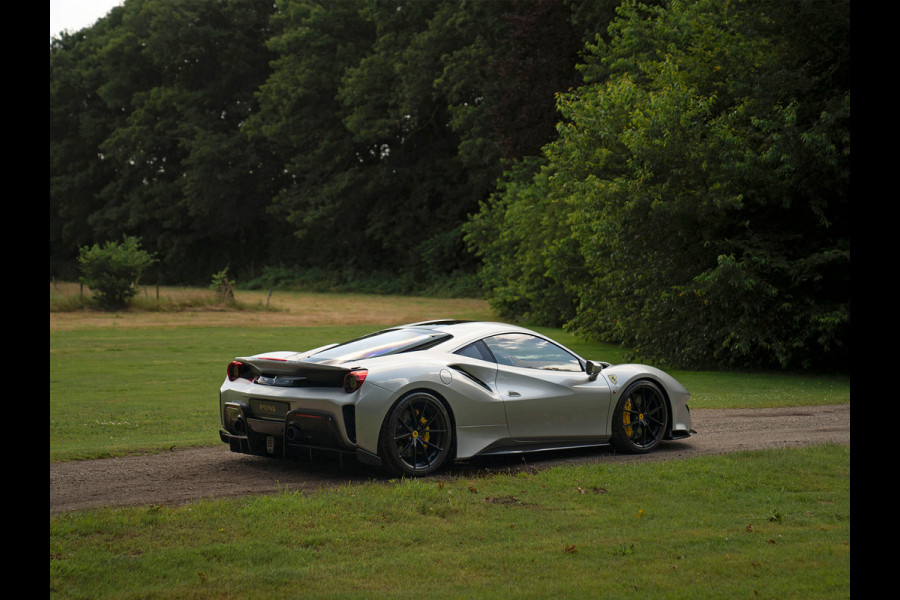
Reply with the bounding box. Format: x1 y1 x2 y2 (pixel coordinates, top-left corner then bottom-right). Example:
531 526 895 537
219 320 693 476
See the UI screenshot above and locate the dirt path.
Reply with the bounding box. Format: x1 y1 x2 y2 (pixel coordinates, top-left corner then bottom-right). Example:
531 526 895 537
49 404 849 515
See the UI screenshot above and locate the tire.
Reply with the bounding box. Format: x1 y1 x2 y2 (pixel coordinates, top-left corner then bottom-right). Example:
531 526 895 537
610 380 669 453
379 391 453 477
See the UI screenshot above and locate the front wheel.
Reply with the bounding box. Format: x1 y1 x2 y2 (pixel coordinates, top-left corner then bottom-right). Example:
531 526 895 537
610 380 668 453
379 392 452 476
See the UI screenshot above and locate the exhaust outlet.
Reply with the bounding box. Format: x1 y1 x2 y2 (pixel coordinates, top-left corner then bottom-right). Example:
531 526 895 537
232 416 246 434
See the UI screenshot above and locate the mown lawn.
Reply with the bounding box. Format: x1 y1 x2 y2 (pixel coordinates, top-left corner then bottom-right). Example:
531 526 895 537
50 292 850 599
50 445 850 599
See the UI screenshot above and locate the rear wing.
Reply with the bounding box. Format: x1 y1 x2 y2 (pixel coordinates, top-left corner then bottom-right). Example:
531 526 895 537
233 355 353 388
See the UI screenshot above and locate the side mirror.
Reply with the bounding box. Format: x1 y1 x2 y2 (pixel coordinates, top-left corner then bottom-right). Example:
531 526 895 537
585 360 602 380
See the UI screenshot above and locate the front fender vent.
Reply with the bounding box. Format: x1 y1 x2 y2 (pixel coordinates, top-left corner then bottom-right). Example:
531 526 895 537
449 365 492 392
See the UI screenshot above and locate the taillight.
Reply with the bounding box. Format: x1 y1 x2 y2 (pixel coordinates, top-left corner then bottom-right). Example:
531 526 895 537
343 369 368 393
227 361 243 381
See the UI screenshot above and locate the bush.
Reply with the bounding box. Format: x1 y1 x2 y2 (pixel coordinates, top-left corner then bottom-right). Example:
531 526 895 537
210 267 235 304
78 237 157 309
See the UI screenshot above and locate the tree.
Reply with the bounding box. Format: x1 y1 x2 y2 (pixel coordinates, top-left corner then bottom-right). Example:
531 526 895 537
51 0 285 283
243 0 378 270
51 0 621 289
50 8 131 279
469 0 850 370
245 1 620 283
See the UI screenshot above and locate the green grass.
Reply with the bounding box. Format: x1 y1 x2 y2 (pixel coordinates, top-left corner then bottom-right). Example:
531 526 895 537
50 445 850 599
50 294 850 599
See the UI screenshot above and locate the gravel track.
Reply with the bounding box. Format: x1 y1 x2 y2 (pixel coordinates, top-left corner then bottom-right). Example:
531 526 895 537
50 404 849 515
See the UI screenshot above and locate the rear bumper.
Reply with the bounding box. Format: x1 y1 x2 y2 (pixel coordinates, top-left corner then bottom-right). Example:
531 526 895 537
220 402 357 459
219 428 382 467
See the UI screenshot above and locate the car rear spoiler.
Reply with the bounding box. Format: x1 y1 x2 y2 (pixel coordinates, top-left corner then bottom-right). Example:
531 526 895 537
236 356 355 388
238 355 348 373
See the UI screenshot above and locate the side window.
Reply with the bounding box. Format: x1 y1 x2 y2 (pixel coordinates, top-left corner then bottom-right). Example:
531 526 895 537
482 334 582 372
454 340 495 363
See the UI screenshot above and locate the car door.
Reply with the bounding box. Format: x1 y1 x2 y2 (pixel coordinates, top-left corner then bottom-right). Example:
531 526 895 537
482 333 612 440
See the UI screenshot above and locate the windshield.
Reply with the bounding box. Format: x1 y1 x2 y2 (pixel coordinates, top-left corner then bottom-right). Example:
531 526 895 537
311 329 450 362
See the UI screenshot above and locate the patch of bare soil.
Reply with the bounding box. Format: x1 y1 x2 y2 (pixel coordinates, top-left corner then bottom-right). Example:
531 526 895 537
49 404 849 515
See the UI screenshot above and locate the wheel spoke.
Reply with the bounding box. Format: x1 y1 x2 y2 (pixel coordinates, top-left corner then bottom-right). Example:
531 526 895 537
638 425 652 446
422 412 440 428
633 423 646 444
422 440 445 453
399 439 415 458
421 449 437 467
412 439 423 464
646 414 664 427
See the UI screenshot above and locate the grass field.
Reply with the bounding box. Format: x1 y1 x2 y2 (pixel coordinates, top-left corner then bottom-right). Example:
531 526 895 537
51 445 849 599
49 285 851 599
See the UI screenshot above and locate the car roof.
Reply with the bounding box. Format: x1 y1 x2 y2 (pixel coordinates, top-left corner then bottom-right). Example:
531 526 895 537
399 320 535 341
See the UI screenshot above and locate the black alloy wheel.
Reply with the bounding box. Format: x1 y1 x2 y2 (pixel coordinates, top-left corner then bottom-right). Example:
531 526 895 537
610 379 669 453
380 392 452 476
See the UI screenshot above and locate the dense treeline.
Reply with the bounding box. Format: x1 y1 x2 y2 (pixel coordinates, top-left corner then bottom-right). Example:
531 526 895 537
50 0 849 370
51 0 605 285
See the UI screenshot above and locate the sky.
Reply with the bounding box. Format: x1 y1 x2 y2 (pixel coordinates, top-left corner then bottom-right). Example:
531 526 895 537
50 0 123 39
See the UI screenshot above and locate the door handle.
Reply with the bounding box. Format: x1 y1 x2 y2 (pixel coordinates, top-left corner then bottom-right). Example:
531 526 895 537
507 391 521 397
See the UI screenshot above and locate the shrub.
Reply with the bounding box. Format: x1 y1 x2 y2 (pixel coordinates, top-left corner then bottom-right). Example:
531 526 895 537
210 267 235 304
78 237 157 309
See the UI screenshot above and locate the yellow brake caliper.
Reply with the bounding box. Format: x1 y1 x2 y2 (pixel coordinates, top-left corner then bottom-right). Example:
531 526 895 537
412 409 430 447
623 398 633 437
421 414 430 446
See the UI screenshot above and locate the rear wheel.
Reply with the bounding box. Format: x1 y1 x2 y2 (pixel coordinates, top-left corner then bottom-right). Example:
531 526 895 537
379 392 452 476
610 380 668 453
